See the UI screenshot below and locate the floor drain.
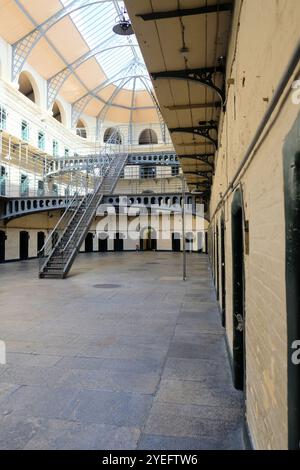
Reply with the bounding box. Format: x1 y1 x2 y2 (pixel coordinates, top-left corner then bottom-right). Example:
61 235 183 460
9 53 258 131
93 284 121 288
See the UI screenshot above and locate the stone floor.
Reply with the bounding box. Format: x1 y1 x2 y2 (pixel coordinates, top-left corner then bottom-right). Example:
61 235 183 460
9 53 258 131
0 252 244 450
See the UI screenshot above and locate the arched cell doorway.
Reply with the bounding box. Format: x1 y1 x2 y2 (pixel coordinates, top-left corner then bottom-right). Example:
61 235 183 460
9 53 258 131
220 215 226 327
283 116 300 449
231 189 246 391
139 129 158 145
19 231 29 260
0 230 6 262
85 232 94 252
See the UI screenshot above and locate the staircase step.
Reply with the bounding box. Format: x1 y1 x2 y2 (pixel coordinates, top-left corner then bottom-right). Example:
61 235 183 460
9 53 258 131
40 155 127 279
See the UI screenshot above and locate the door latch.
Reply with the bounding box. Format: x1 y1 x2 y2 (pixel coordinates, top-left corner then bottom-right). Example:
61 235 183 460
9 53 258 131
235 314 244 332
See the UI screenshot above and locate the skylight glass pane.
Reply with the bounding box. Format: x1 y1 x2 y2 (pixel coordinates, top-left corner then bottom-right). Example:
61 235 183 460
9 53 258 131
60 0 151 91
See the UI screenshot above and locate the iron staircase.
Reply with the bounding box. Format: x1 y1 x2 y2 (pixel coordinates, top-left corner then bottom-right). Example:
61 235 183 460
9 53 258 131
38 153 127 279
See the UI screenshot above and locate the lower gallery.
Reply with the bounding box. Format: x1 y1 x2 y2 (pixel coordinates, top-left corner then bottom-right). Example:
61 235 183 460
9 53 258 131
0 0 299 451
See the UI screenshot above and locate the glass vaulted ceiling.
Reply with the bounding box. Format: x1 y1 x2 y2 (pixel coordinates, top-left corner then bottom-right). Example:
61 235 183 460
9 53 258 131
61 0 151 91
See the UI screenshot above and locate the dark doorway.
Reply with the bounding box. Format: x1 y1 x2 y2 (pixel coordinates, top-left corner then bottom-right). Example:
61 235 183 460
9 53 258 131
0 230 6 262
0 165 6 196
85 232 94 252
37 231 45 256
172 233 181 252
216 224 220 300
150 230 157 251
140 228 157 251
98 236 108 252
139 236 144 251
205 231 208 254
212 228 215 280
19 231 29 260
148 228 157 251
220 216 226 327
114 233 123 252
231 190 245 391
284 121 300 449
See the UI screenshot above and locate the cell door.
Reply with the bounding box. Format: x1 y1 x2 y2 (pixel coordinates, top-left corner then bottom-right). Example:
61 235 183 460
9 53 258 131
231 190 246 391
216 224 220 300
172 233 181 252
150 230 157 250
98 237 108 252
85 233 94 252
284 121 300 448
0 230 5 262
220 217 226 327
37 231 45 256
114 233 123 252
19 231 29 260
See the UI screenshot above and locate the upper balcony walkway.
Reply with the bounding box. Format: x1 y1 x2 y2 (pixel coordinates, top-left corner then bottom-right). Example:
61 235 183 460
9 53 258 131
0 192 199 222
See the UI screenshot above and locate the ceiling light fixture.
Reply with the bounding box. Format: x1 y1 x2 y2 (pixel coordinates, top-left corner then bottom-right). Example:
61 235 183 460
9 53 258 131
113 7 134 36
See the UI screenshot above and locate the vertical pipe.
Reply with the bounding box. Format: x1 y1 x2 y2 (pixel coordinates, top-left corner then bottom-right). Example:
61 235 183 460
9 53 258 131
182 174 186 281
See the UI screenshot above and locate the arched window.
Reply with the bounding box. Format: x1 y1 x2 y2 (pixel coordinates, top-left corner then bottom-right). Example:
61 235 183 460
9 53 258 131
139 129 158 145
52 101 63 123
103 127 122 144
76 119 87 139
18 71 38 104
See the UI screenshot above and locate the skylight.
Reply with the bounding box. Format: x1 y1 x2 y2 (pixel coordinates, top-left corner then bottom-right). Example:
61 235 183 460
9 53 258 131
61 0 152 91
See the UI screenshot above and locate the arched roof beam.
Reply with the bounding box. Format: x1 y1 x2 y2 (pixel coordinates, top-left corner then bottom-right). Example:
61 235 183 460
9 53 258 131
139 76 167 143
128 77 137 143
12 0 113 81
71 61 133 127
47 42 139 109
96 75 135 136
93 74 154 120
71 65 154 126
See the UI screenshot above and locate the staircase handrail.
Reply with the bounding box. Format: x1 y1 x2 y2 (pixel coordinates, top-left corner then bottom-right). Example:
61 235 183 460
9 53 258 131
37 192 79 257
59 153 125 257
60 173 108 256
39 152 114 262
